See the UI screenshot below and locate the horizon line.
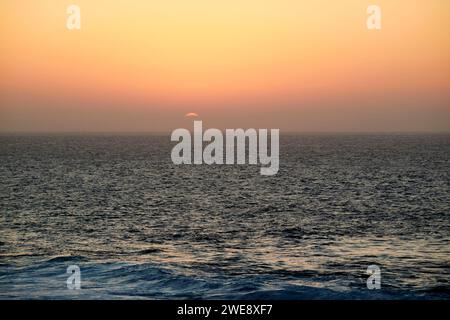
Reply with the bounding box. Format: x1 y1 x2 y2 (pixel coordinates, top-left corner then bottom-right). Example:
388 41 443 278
1 131 449 135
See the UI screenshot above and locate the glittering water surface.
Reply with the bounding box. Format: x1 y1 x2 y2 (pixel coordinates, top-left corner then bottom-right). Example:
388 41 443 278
0 134 449 299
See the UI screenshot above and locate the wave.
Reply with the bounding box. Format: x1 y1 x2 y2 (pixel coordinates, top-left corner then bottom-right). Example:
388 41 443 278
1 258 448 300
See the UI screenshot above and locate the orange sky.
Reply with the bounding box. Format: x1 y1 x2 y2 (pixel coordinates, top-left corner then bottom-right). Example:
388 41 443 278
1 0 449 132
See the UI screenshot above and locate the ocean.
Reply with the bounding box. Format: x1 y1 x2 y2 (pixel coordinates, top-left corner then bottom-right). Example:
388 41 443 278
0 134 449 299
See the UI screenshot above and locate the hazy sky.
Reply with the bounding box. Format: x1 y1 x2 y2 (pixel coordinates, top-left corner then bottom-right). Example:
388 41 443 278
1 0 449 132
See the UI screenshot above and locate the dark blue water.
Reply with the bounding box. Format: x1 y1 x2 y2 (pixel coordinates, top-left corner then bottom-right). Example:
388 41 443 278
0 134 449 299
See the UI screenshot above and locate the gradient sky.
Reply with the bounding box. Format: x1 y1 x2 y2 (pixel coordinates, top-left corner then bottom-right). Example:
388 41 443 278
1 0 449 132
